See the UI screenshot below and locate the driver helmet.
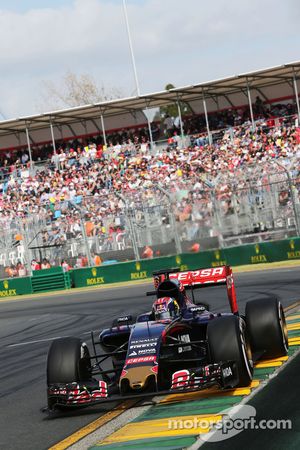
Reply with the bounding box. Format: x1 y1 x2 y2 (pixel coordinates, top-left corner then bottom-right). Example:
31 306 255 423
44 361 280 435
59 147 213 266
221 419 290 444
170 278 185 294
152 297 180 320
168 278 188 307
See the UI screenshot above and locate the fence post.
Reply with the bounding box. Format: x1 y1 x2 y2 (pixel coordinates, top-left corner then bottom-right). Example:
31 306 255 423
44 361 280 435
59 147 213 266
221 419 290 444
116 193 140 260
273 161 300 236
69 201 93 266
157 185 182 254
80 214 93 267
210 188 224 246
18 218 33 276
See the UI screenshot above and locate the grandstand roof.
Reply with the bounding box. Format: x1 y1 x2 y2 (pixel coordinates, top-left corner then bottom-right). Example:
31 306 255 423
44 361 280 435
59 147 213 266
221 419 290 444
1 61 300 149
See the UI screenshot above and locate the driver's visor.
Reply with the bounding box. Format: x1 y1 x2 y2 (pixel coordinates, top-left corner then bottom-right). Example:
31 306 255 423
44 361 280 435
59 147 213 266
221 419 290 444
155 310 171 320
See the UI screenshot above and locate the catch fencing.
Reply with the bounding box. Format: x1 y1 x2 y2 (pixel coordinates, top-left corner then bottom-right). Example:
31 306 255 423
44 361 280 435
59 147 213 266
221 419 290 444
0 162 299 278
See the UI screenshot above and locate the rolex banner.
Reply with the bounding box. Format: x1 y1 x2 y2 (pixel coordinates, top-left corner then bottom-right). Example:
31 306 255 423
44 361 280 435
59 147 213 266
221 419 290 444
0 277 32 297
221 238 300 266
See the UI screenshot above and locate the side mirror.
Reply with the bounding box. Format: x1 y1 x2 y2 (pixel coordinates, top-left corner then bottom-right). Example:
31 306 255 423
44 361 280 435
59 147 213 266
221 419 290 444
111 315 134 328
117 315 133 324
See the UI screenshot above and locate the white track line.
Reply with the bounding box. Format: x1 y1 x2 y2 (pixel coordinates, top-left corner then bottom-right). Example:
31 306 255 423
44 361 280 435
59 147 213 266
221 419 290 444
7 336 66 347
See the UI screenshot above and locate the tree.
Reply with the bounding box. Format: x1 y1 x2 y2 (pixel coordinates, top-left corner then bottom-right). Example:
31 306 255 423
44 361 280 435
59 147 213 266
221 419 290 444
38 71 123 112
158 83 193 121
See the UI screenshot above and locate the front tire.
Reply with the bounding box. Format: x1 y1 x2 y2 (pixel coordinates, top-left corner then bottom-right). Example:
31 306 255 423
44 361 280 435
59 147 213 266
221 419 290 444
47 337 91 385
207 315 253 387
245 298 288 359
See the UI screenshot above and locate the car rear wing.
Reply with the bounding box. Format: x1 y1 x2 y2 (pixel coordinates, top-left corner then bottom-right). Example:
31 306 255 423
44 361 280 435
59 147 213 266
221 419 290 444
151 265 238 314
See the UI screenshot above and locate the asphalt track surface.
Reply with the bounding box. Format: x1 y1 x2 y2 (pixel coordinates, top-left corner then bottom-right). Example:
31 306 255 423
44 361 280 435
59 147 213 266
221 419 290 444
0 266 299 450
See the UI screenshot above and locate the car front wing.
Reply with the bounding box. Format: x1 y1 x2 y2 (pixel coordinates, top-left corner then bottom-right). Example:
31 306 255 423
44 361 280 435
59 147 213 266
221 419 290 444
47 361 238 411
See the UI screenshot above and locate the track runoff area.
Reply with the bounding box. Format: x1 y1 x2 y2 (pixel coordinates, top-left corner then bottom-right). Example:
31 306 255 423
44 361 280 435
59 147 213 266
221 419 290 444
47 263 300 450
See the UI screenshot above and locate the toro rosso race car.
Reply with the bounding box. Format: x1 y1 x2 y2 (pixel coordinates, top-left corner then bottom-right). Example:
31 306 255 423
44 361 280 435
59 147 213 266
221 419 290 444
46 265 288 410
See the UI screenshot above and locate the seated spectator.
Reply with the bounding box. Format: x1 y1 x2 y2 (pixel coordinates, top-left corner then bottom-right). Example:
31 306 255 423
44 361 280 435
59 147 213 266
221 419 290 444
31 259 41 271
142 245 154 259
16 260 27 277
61 259 71 272
75 253 88 268
189 242 200 252
41 258 51 269
5 264 18 277
92 252 102 266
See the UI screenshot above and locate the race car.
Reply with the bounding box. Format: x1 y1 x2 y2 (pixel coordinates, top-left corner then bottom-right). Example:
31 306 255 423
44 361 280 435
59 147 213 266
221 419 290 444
46 265 288 410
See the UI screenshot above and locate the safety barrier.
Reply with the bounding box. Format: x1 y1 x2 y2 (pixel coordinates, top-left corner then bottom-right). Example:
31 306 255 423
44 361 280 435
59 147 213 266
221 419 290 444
71 237 300 288
71 255 178 288
0 237 299 296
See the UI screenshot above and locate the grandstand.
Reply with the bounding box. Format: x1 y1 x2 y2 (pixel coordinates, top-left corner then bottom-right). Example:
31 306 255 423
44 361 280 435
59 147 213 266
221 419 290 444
0 62 299 278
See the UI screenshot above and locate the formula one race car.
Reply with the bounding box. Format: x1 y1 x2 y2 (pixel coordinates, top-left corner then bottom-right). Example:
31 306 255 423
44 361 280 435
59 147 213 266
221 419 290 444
46 265 288 410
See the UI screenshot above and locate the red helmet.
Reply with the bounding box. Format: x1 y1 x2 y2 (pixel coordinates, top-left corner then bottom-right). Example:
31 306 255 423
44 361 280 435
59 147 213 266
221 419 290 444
152 297 180 320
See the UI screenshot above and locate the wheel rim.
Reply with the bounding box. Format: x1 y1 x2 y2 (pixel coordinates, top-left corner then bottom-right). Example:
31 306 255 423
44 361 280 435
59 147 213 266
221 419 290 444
239 320 253 379
79 343 91 379
278 303 288 352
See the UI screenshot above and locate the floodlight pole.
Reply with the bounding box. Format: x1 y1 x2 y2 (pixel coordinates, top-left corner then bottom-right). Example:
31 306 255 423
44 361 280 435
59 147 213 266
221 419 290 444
50 121 57 155
145 106 154 152
100 114 107 147
202 91 212 145
25 127 33 171
246 80 255 131
292 73 300 123
122 0 141 96
176 99 185 144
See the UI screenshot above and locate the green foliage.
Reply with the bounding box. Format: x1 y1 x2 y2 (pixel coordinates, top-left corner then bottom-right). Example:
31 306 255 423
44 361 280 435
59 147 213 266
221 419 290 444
159 83 192 121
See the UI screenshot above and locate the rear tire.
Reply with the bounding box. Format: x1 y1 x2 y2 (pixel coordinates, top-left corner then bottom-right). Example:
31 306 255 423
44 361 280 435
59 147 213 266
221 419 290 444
245 298 288 359
207 315 253 387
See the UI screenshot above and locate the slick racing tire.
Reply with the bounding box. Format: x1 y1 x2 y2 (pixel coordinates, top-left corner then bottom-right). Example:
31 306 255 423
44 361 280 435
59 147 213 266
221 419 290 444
207 315 253 387
245 298 288 358
47 337 91 386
